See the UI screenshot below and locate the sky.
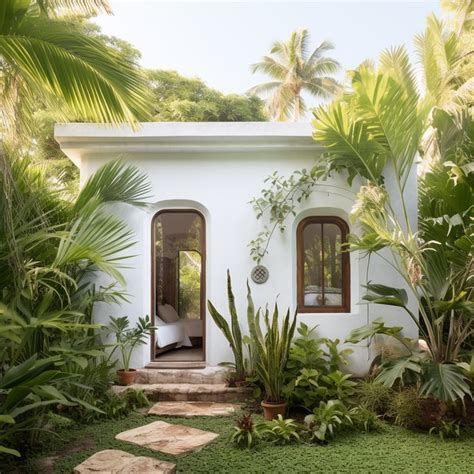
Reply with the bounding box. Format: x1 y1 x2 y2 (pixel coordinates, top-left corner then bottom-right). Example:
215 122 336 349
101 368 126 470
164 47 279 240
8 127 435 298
95 0 441 109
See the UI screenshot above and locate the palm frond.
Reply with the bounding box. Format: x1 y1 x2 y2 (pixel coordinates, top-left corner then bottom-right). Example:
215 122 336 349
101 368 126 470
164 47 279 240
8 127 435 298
303 78 340 99
53 208 135 285
247 81 283 97
0 15 150 127
306 39 335 66
35 0 112 16
74 160 151 215
250 56 288 80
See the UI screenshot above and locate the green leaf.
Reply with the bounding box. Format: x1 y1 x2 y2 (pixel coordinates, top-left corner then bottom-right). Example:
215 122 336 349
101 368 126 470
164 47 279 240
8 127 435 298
0 415 15 424
420 362 471 402
0 445 21 457
362 283 408 307
345 318 403 344
375 355 422 387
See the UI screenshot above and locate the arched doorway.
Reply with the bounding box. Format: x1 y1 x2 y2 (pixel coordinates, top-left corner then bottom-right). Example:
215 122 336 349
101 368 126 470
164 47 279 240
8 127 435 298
151 209 205 363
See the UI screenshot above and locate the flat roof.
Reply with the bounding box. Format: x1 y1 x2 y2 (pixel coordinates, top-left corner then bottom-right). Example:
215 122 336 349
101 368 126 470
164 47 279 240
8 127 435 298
54 122 321 164
55 121 314 138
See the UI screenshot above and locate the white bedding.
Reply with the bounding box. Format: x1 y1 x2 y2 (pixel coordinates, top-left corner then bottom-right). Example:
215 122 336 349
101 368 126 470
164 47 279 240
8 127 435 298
155 317 203 348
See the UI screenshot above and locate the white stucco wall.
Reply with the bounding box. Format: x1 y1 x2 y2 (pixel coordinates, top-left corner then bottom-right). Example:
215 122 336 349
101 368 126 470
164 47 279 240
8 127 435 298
55 123 418 375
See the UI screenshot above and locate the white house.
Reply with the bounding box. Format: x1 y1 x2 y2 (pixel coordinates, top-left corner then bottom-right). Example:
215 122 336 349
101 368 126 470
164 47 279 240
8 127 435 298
55 122 418 375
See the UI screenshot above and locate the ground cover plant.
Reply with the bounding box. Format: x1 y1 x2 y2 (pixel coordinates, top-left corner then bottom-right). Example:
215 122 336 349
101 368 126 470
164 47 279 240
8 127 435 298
3 411 474 473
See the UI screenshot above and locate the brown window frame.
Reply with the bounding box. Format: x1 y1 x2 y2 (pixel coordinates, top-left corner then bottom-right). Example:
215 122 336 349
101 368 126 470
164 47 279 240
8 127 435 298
297 216 350 313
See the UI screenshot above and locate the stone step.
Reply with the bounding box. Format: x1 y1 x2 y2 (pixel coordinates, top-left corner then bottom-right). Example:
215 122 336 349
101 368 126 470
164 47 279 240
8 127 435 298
136 366 229 385
113 383 251 403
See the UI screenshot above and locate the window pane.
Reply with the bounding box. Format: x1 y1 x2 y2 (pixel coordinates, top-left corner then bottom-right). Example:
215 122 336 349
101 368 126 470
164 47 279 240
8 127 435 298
155 212 204 319
323 223 343 306
302 223 323 306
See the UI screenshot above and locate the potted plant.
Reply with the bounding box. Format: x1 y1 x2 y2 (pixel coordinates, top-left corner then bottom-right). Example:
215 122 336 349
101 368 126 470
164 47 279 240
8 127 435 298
109 315 154 385
247 289 297 420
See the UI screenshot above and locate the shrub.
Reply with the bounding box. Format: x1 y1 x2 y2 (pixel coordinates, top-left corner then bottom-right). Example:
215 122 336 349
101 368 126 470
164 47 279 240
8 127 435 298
229 413 260 449
258 415 300 445
389 388 422 428
348 405 380 432
76 389 150 423
283 324 356 409
357 380 393 415
304 400 352 443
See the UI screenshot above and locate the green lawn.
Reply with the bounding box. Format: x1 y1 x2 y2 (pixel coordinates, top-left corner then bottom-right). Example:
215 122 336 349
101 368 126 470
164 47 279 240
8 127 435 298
8 412 474 473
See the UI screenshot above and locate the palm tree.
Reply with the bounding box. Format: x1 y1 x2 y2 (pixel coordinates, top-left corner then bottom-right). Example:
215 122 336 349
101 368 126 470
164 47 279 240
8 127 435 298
248 28 340 121
0 0 152 290
0 0 150 137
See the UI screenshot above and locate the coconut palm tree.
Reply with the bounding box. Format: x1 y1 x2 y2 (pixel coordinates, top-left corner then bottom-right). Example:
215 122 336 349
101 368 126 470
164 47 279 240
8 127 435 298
248 28 340 121
0 0 152 295
0 0 150 137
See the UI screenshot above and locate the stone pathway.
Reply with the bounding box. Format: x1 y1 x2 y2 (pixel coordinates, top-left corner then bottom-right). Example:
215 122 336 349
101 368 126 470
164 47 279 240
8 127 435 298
148 401 239 417
115 420 219 455
73 449 176 473
75 393 236 471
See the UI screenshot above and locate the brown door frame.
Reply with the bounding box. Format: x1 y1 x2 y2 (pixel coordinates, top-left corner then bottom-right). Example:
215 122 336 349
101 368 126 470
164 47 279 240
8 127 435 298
150 208 206 363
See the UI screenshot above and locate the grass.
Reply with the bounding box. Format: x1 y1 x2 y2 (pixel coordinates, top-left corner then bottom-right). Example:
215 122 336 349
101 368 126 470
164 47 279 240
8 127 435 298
5 411 474 473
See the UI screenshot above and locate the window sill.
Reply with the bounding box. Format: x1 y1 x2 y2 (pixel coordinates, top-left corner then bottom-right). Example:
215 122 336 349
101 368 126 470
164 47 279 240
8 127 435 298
296 311 358 317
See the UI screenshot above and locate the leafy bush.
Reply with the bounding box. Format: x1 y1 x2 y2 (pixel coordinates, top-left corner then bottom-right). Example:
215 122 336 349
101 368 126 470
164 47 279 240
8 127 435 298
0 158 151 456
389 388 422 428
258 415 300 445
75 389 150 423
304 400 353 442
283 324 355 409
229 413 260 449
357 380 393 415
348 406 380 432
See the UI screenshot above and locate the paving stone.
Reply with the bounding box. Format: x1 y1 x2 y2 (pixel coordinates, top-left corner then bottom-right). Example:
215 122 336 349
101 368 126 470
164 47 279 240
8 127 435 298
115 420 219 455
148 401 239 417
73 449 176 473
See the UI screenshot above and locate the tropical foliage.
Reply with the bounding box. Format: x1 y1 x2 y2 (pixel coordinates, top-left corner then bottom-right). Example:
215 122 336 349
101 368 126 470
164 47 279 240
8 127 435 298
247 292 297 403
257 415 300 445
229 413 260 449
207 272 249 380
109 316 155 371
0 156 151 456
249 28 340 121
250 1 473 403
0 0 156 457
0 0 150 138
283 323 355 409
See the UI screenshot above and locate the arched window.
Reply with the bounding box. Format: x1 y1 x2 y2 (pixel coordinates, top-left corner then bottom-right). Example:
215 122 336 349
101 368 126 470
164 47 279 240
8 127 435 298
297 216 350 313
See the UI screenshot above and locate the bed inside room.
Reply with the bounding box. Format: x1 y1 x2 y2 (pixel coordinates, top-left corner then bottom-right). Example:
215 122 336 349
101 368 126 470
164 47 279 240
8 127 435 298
152 210 205 363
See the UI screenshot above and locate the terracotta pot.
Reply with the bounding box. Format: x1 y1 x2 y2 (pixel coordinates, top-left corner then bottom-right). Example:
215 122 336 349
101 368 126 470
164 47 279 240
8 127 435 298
261 400 287 420
417 397 447 429
117 368 137 386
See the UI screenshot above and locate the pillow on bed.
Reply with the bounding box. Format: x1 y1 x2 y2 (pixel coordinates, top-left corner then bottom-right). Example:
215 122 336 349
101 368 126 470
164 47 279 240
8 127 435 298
158 304 180 323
